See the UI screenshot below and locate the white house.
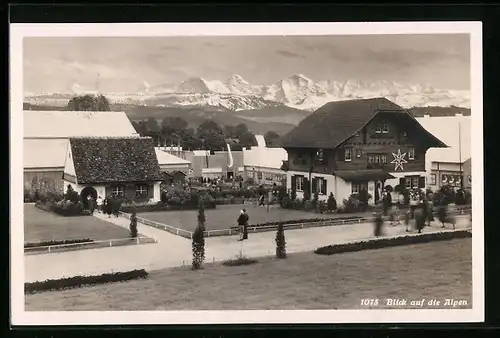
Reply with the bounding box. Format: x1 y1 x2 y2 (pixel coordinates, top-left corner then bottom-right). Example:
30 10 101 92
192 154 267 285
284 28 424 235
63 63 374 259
243 135 288 186
416 114 471 191
63 136 163 202
24 110 139 195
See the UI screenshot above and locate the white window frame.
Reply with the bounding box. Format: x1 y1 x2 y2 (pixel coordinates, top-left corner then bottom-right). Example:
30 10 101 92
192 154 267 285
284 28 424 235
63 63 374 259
382 122 389 134
408 147 415 160
344 148 352 162
368 153 387 164
317 177 327 195
112 185 124 197
136 184 148 195
296 176 304 192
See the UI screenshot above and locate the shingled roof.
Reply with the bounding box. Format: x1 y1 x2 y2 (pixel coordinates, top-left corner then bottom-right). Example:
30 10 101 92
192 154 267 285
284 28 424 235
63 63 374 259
69 137 163 184
281 97 447 149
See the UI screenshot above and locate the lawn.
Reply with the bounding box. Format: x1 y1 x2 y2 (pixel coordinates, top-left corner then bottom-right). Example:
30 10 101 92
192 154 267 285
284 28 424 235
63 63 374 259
139 204 348 232
24 204 132 243
25 238 472 311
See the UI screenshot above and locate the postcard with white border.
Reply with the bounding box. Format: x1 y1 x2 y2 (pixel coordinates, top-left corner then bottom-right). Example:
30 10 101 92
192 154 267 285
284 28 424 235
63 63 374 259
10 21 484 325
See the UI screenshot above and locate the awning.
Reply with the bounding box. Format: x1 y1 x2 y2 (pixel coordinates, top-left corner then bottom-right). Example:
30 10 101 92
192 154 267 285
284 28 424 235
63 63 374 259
334 169 395 182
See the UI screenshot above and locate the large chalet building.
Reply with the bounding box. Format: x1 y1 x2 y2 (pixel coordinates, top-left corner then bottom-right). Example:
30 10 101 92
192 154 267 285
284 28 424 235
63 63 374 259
281 98 447 204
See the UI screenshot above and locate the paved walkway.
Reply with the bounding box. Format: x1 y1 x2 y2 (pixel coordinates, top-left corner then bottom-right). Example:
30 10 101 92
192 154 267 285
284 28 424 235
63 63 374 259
24 213 472 283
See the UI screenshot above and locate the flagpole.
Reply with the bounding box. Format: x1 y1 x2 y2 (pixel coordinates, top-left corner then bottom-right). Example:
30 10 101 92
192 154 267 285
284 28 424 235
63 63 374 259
459 120 463 190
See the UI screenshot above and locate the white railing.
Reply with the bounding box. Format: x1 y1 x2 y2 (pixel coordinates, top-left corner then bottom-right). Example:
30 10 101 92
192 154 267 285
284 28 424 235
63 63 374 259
119 211 193 239
24 236 157 254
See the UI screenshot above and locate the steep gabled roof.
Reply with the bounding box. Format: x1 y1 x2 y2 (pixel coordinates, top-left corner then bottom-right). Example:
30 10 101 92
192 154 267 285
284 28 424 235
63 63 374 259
24 138 69 169
281 97 447 149
69 137 162 184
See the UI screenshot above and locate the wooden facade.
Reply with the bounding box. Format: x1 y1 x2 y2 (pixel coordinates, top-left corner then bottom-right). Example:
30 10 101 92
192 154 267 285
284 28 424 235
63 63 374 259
287 113 428 176
24 170 65 195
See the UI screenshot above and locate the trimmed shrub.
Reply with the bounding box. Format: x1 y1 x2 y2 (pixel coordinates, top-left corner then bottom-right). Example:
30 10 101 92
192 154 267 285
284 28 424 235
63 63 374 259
25 269 149 294
192 200 206 270
327 192 337 212
275 222 286 259
314 230 472 256
64 185 81 204
24 238 93 248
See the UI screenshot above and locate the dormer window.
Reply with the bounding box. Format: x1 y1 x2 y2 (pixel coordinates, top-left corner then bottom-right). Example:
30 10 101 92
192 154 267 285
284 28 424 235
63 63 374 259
317 149 324 163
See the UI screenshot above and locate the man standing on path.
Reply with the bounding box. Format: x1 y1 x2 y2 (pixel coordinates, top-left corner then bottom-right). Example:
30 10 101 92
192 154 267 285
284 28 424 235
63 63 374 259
96 196 103 213
237 209 249 241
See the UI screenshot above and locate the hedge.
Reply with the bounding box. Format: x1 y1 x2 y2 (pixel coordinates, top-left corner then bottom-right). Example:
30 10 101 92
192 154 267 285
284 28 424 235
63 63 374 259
314 230 472 256
24 238 93 248
25 269 149 294
229 216 363 230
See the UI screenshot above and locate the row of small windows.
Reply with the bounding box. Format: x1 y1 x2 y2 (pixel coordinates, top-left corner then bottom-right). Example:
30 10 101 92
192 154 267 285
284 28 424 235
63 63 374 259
344 148 415 162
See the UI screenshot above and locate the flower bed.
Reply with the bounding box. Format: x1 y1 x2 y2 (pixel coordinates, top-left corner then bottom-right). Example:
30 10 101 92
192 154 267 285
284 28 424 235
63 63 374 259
314 230 472 256
24 238 93 248
222 257 259 267
25 269 149 294
35 200 87 217
120 201 216 213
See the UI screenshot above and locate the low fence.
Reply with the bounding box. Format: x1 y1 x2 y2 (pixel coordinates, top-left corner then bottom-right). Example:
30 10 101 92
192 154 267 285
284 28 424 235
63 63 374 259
119 211 193 239
120 207 472 239
24 236 157 255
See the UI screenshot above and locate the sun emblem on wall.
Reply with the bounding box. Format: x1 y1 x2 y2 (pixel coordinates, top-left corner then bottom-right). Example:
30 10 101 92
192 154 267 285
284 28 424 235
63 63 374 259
391 148 408 171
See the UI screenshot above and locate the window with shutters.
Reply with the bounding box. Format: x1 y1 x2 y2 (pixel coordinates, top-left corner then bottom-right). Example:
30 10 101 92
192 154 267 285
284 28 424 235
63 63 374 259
296 176 304 192
111 185 124 197
352 182 368 194
404 175 424 189
316 177 327 195
135 184 148 197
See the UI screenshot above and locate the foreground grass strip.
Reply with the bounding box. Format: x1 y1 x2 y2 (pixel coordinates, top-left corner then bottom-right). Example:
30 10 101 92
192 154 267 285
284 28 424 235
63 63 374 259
315 229 472 255
25 269 149 294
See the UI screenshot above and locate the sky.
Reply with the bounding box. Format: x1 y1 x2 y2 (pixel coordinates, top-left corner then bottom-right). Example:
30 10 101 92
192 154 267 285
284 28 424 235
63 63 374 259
23 34 470 94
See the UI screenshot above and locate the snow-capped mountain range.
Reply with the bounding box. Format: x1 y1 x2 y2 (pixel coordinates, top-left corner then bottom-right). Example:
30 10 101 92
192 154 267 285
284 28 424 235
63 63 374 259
24 74 470 111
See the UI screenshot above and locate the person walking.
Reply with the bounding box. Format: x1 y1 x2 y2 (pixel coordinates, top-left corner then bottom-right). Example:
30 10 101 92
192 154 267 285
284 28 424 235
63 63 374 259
105 197 113 218
96 196 103 213
373 211 384 237
88 196 95 215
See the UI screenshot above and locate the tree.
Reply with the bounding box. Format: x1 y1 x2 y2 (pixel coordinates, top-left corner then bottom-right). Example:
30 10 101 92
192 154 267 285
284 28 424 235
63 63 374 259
129 212 138 238
327 192 337 212
192 199 206 270
275 222 286 259
64 185 80 204
264 131 281 147
67 94 111 111
196 119 226 151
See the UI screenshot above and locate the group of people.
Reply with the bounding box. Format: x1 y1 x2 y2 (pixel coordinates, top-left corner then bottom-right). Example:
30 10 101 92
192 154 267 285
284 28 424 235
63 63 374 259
373 192 455 237
85 195 121 217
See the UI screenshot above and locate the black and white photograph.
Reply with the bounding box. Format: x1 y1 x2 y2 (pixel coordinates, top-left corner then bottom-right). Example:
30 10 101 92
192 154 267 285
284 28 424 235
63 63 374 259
10 22 483 325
